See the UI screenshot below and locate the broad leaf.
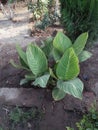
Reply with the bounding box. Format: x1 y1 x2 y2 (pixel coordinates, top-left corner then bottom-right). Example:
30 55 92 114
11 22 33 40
26 44 48 76
56 47 80 80
73 32 88 55
16 44 28 65
52 48 62 62
52 87 66 101
78 50 92 62
57 78 84 99
33 74 50 88
53 32 72 53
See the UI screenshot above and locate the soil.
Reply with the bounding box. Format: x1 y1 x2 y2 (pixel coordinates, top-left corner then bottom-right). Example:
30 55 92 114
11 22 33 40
0 3 98 130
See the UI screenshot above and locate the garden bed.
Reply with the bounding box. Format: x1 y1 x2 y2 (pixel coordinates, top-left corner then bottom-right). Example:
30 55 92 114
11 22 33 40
0 42 98 130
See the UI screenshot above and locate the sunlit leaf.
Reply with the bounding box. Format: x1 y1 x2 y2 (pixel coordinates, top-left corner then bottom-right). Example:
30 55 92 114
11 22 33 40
26 44 48 76
56 47 79 80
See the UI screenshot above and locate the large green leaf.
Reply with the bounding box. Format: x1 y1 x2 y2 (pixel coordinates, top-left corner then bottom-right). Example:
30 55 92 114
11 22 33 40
26 44 48 76
53 32 72 53
57 78 84 99
33 74 50 88
52 87 66 101
78 50 92 62
16 44 28 65
56 47 80 80
73 32 88 55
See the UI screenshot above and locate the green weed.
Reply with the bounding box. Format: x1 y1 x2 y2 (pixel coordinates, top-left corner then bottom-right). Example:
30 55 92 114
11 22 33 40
66 103 98 130
0 127 3 130
9 107 44 124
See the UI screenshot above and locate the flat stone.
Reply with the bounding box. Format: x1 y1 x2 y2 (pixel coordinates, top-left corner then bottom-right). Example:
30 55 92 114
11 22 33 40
0 88 97 111
0 88 45 107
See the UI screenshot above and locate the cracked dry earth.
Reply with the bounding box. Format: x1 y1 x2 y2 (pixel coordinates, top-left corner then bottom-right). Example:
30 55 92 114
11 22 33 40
0 5 98 130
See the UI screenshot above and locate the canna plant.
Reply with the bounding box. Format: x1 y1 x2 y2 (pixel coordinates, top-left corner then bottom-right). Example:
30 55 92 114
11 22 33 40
10 32 92 101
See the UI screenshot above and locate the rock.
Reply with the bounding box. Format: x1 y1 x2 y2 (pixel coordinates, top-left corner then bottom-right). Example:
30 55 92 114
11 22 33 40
0 88 96 112
0 88 45 107
83 92 96 111
63 92 96 112
92 83 98 99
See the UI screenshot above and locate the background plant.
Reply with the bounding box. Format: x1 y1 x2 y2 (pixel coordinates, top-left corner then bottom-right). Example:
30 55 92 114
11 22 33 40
28 0 60 30
10 107 43 124
28 0 48 20
59 0 98 42
11 32 92 101
9 107 44 129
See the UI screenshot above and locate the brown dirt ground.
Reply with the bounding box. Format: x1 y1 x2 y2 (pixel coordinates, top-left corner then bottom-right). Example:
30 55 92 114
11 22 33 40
0 42 98 130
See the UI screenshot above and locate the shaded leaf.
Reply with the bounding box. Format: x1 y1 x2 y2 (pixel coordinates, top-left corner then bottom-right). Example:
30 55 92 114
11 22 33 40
20 78 28 85
52 48 62 62
10 59 29 71
53 32 72 53
41 37 53 57
73 32 88 55
52 87 66 101
16 44 28 65
25 73 35 80
57 78 84 99
49 68 57 79
19 57 29 69
78 50 92 62
56 47 80 80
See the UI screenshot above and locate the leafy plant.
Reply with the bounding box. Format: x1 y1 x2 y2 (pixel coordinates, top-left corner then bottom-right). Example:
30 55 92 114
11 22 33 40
28 0 60 30
28 0 49 20
36 0 60 30
59 0 98 42
66 103 98 130
10 32 92 101
9 107 43 124
0 127 3 130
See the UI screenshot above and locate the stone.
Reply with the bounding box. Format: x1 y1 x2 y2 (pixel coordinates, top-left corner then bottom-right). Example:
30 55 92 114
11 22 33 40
92 83 98 99
63 92 96 112
0 88 45 107
0 88 96 112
